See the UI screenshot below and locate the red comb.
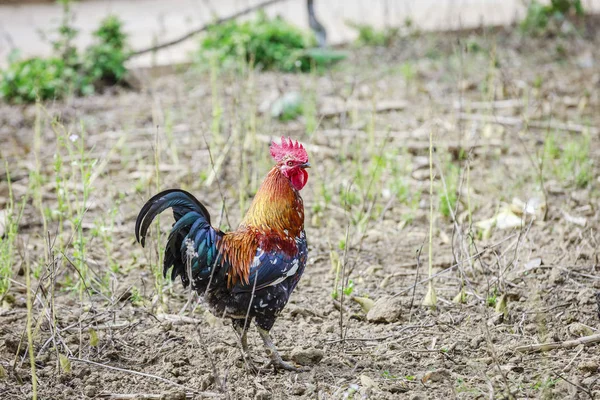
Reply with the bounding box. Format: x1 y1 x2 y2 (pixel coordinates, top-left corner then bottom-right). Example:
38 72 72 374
270 136 308 163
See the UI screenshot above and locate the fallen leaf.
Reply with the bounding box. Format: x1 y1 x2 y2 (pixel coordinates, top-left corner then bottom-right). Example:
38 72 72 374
525 257 542 270
89 328 98 347
495 208 524 229
561 209 587 227
59 354 71 374
352 296 375 313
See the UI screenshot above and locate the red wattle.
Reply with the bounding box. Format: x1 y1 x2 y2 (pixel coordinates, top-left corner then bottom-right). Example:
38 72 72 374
290 169 308 190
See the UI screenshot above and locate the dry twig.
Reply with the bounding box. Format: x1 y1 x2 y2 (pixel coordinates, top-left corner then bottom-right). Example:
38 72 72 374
515 333 600 353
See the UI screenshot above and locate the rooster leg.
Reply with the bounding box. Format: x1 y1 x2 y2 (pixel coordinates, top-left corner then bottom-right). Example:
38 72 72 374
257 328 308 372
232 319 250 354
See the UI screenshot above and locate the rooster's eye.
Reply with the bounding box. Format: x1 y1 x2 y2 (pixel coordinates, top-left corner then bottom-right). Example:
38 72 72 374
287 161 293 166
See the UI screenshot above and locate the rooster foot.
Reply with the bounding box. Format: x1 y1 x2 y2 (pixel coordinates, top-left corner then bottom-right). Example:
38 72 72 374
257 327 309 373
268 358 310 373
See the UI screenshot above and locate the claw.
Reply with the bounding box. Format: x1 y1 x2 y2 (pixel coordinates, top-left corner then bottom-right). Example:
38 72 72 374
257 327 308 373
268 358 310 372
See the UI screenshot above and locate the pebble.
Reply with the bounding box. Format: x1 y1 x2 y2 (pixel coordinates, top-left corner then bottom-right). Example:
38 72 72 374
255 390 272 400
366 296 402 323
83 385 97 398
568 322 593 338
291 347 324 366
578 360 598 373
470 335 485 349
421 369 450 383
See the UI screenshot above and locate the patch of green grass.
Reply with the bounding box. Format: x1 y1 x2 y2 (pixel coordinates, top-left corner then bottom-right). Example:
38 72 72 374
439 162 459 219
531 376 559 391
0 164 26 296
347 21 399 47
560 137 592 188
486 289 498 308
547 133 593 188
381 370 398 379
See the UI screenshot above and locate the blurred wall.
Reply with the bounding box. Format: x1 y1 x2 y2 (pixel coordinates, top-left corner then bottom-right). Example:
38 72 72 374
0 0 599 69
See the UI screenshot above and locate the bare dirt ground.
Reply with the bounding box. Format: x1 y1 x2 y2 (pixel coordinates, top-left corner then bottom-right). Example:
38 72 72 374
1 24 600 399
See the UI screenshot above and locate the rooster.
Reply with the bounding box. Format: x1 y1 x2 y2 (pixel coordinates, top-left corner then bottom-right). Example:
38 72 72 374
135 137 310 372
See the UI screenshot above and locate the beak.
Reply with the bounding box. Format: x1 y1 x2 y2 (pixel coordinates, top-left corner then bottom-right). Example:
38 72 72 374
300 162 311 169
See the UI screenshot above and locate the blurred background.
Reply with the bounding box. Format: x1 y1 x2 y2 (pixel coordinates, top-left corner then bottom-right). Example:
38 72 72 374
2 0 599 69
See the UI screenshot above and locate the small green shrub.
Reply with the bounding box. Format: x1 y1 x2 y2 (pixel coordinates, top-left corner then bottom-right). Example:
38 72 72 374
199 12 316 72
521 0 584 35
0 14 128 103
84 15 128 85
0 57 67 103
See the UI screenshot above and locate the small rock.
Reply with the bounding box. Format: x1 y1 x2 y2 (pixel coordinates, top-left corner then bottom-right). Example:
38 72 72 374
162 391 186 400
360 374 378 389
549 267 565 284
568 322 593 338
577 288 595 306
83 385 97 398
487 313 504 326
291 348 324 366
386 382 409 393
366 296 402 323
255 390 272 400
292 384 306 395
470 335 485 349
582 376 597 387
421 369 450 383
578 360 598 373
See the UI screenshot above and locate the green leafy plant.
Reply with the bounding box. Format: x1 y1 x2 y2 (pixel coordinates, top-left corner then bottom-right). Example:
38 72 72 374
0 57 68 103
0 13 129 103
198 12 318 72
521 0 584 35
84 15 129 85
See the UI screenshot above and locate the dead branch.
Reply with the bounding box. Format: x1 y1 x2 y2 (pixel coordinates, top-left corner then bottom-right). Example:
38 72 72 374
156 313 203 325
128 0 287 58
458 113 598 135
99 393 193 400
319 100 408 118
515 333 600 353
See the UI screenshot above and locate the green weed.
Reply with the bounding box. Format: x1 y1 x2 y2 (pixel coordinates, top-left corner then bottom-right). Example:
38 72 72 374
198 12 317 72
439 162 459 219
521 0 584 35
0 11 129 103
347 21 399 47
546 134 593 188
0 163 26 296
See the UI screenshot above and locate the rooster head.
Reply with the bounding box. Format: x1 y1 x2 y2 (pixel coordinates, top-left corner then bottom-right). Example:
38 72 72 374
270 137 310 190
